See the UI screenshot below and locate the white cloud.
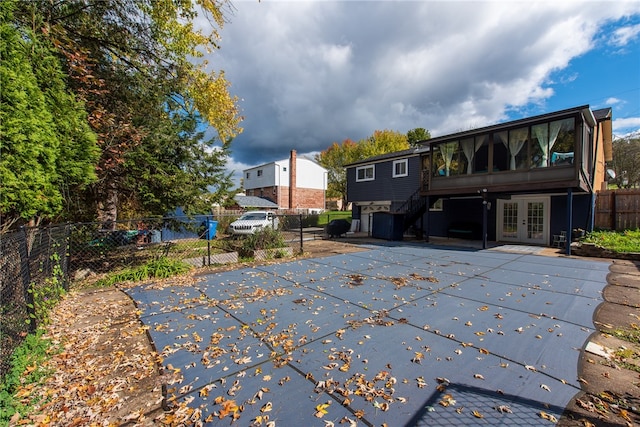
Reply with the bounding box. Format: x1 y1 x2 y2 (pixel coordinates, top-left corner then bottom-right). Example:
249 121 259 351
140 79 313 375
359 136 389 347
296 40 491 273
605 97 623 105
613 116 640 135
200 1 640 170
610 23 640 46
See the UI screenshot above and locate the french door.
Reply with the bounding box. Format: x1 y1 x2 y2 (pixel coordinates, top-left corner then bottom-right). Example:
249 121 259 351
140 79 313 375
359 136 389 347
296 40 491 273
497 197 549 245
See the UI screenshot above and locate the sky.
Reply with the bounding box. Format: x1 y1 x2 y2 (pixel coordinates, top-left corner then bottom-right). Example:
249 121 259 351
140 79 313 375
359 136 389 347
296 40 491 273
200 1 640 187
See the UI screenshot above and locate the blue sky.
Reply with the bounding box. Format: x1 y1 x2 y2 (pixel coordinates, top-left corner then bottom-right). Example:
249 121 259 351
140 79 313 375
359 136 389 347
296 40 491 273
507 14 640 136
198 1 640 186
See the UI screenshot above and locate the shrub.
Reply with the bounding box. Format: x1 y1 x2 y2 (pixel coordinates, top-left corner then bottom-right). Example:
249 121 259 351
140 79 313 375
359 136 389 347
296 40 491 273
0 330 55 424
583 229 640 253
242 227 286 252
94 257 192 287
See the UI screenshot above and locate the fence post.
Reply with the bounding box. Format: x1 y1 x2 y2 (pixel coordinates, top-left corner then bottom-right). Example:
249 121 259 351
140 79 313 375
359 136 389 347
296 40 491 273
299 213 304 253
612 191 617 231
207 215 211 266
19 226 36 333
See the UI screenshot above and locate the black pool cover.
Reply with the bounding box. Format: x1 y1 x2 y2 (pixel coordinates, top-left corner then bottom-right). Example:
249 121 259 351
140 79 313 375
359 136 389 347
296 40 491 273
125 242 608 426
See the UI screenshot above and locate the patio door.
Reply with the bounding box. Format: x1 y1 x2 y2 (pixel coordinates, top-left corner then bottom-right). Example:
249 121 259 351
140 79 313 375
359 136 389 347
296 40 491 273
497 197 549 245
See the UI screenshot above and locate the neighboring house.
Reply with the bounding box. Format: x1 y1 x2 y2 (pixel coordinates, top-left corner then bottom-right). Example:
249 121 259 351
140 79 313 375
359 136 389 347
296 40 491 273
243 150 328 212
232 194 279 210
346 105 613 247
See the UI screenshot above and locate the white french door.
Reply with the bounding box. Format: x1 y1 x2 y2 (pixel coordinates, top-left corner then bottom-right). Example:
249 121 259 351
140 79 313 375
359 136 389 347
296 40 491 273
497 197 549 245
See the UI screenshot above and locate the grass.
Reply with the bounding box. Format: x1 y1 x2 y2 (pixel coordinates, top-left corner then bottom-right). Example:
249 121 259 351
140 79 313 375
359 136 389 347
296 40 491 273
0 330 55 424
582 229 640 253
316 211 352 226
168 239 227 257
93 257 192 287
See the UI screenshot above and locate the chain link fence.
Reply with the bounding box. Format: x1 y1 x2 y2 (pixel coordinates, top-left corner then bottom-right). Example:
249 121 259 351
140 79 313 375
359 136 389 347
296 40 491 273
1 212 351 376
1 225 69 376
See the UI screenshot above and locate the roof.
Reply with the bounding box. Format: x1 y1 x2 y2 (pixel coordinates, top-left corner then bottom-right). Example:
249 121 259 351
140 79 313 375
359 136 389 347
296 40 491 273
233 195 279 209
593 107 612 121
346 146 430 167
346 105 610 169
424 105 597 146
243 154 327 173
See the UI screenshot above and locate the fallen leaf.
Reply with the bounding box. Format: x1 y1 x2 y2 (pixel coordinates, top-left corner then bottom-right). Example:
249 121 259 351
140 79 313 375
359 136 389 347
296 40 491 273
539 411 558 422
315 402 330 418
472 410 484 418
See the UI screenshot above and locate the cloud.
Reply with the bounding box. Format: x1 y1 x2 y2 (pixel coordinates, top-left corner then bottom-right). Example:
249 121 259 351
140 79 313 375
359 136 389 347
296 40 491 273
605 97 623 105
613 116 640 136
203 1 639 174
610 23 640 46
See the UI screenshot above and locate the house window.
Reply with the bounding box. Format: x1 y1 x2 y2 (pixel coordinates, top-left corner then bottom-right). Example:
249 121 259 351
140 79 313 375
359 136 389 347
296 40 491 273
433 141 462 177
356 165 375 182
429 199 443 211
392 159 408 178
283 167 287 172
246 172 250 179
494 127 529 171
257 169 263 177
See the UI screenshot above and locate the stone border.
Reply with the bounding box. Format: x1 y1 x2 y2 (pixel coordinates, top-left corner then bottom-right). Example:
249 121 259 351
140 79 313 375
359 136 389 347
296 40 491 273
571 242 640 261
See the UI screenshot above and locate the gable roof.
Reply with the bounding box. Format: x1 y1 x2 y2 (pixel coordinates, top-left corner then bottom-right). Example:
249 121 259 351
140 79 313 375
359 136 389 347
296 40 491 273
346 146 430 167
234 195 279 209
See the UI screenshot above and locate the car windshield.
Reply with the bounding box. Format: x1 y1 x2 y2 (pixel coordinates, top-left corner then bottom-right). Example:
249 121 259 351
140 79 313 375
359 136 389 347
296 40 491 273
239 213 267 220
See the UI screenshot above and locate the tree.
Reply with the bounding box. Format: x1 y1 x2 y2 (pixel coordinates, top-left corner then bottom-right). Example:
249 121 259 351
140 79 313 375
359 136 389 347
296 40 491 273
611 135 640 189
121 101 234 217
0 0 98 229
358 129 409 159
315 139 359 210
14 0 243 227
407 127 431 146
316 130 411 210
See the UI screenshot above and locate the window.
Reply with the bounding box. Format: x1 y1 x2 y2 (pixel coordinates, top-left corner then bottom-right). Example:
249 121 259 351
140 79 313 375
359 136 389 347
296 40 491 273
429 198 443 211
531 117 575 168
257 169 263 177
246 172 250 179
433 141 462 176
283 167 287 172
356 165 375 182
392 159 408 178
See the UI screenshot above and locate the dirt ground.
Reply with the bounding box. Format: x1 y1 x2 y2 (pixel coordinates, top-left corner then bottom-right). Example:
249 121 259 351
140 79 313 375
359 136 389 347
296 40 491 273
9 238 640 426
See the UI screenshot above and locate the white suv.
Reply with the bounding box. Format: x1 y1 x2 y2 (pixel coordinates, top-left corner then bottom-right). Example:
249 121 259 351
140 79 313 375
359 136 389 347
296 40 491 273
228 211 279 235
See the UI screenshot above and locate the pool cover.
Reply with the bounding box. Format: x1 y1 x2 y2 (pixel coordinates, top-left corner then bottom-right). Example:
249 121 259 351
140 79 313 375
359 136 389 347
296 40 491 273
125 242 609 426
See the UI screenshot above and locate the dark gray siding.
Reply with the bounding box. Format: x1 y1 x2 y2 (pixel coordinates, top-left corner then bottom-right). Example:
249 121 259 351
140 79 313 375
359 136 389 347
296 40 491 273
347 156 421 203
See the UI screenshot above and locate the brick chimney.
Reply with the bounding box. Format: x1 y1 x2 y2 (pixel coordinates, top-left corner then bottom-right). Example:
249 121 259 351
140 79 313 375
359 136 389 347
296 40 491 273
289 150 297 209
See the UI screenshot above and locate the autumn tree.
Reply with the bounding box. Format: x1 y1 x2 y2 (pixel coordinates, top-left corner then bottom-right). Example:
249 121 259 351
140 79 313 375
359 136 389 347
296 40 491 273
0 0 98 229
317 130 412 210
13 0 243 227
611 135 640 189
407 127 431 146
315 139 359 210
358 129 409 159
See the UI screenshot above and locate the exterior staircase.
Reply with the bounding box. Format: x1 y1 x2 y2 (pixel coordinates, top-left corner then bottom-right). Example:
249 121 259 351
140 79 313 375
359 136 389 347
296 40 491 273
395 188 428 235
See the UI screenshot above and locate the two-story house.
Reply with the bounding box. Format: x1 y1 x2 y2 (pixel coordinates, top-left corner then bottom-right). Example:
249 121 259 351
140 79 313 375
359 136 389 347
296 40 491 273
346 105 613 248
244 150 328 212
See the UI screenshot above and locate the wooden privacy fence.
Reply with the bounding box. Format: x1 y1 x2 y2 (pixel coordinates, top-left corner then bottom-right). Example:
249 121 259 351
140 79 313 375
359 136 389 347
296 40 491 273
595 189 640 230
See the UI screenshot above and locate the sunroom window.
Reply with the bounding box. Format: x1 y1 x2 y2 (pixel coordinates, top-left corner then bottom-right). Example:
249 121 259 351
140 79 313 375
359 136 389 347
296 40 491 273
434 141 462 176
532 118 575 167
